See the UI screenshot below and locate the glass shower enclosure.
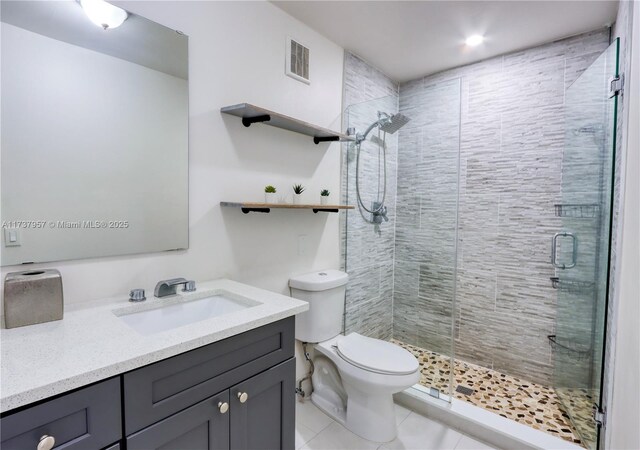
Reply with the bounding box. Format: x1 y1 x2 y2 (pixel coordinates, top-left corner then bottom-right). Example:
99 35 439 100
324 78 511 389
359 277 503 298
341 39 618 450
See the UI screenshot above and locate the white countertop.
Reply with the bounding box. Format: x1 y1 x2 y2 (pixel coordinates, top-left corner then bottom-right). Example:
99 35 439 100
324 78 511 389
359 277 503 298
0 279 308 413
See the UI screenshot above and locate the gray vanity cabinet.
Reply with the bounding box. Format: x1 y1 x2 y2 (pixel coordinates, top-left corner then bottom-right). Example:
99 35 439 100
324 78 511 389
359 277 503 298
123 318 294 436
1 318 296 450
126 358 295 450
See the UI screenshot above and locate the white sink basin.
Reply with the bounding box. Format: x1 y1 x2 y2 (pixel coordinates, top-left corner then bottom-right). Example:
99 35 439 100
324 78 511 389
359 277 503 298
117 294 258 335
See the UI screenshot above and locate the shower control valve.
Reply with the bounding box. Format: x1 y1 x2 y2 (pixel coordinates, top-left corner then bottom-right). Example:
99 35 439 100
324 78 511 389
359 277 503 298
371 202 389 224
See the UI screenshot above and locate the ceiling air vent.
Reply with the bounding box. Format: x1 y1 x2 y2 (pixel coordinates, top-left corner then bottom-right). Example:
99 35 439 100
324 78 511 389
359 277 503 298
286 36 310 84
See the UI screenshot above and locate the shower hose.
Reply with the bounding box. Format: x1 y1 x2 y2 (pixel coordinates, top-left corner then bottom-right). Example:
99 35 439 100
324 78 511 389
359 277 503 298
355 127 387 218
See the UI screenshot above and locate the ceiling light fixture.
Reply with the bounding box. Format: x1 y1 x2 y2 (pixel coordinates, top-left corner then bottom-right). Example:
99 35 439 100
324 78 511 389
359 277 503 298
465 35 484 47
80 0 128 30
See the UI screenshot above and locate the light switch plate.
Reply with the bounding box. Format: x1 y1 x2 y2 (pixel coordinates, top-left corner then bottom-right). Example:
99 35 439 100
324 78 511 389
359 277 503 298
4 228 21 247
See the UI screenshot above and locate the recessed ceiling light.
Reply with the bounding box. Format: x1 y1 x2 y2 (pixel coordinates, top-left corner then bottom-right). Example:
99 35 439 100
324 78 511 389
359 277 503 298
465 35 484 47
80 0 128 30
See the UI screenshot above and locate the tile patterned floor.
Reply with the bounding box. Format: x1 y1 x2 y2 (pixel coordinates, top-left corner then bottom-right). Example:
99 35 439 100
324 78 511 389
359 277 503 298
557 388 597 447
296 399 498 450
393 340 591 447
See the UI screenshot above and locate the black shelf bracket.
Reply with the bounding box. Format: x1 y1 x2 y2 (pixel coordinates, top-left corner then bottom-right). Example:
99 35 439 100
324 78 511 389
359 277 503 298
313 136 340 145
241 207 271 214
313 208 339 214
242 114 271 127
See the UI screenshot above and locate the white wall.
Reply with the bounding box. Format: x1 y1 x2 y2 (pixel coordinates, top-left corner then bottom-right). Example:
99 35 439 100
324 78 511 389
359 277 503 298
608 2 640 449
0 1 345 377
1 23 188 265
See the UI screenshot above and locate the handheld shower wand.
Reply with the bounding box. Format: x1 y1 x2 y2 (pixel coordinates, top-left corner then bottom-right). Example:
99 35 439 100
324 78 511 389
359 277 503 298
353 111 410 220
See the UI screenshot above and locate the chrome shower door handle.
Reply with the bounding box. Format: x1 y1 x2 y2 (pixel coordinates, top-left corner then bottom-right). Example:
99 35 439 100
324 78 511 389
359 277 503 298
552 232 577 269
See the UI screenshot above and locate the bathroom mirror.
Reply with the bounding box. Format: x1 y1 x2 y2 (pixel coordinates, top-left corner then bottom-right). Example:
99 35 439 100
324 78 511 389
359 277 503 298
1 1 189 266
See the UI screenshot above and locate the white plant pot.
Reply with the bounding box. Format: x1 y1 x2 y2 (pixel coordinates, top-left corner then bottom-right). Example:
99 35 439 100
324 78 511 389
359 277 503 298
292 194 302 205
265 192 277 203
320 196 329 205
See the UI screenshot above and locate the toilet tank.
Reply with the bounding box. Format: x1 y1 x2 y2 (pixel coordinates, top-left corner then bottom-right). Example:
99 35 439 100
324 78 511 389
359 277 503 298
289 270 348 343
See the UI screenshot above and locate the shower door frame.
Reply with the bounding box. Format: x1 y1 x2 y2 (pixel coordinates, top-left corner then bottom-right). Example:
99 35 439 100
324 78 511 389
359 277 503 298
594 37 620 450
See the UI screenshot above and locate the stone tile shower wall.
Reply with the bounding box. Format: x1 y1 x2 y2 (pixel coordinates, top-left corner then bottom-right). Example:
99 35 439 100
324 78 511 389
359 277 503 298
395 30 610 385
341 53 399 340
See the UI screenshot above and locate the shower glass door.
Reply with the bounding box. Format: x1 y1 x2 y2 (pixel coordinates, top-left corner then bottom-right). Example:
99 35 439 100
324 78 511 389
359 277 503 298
341 95 404 354
552 39 619 450
342 79 461 402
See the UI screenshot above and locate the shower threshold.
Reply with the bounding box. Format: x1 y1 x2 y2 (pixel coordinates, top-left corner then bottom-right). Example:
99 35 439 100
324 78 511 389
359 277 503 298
395 388 584 450
393 340 592 448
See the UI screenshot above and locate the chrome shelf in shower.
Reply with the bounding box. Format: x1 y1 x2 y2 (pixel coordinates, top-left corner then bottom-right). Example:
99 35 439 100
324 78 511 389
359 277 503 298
548 335 592 361
554 203 600 218
550 277 595 294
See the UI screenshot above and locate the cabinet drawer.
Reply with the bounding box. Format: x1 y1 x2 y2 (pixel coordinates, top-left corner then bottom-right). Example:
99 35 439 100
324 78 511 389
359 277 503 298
0 377 121 450
124 317 294 434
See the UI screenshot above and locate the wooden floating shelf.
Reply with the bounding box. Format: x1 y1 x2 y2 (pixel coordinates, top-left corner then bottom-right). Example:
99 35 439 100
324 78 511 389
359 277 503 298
221 202 354 214
220 103 354 145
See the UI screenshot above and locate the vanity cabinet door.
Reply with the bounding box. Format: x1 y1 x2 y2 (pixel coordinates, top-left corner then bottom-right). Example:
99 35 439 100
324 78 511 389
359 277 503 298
127 391 230 450
230 358 295 450
0 377 121 450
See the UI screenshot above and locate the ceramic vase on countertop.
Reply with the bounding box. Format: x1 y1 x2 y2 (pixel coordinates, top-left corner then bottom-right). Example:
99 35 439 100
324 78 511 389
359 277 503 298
265 192 277 203
292 194 302 205
320 196 329 205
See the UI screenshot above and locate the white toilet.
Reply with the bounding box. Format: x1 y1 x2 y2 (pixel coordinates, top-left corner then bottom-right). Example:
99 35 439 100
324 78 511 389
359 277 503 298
290 270 420 443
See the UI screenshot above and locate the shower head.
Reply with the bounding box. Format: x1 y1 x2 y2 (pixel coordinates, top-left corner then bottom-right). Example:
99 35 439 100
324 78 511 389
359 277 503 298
356 111 411 144
379 113 411 134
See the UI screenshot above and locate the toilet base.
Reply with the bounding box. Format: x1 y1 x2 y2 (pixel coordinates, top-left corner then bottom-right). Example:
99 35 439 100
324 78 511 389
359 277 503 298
310 361 400 443
311 384 399 442
343 381 398 442
310 336 420 443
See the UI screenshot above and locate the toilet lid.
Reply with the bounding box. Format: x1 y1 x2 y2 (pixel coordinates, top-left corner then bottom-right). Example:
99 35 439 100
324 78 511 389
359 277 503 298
336 333 419 375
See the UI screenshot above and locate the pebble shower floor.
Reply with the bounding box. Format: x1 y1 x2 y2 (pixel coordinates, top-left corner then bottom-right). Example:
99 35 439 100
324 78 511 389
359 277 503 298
393 340 596 447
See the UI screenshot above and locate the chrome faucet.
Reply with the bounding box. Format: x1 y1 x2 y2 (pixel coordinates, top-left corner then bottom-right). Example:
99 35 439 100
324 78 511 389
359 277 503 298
154 277 196 298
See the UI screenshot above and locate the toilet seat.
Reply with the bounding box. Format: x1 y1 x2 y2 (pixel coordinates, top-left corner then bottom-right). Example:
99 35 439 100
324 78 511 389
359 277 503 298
335 333 419 376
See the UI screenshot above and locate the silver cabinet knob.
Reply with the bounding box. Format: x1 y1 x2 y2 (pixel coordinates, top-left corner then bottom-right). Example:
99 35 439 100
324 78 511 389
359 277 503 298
218 401 229 414
37 435 55 450
237 391 248 403
129 288 146 302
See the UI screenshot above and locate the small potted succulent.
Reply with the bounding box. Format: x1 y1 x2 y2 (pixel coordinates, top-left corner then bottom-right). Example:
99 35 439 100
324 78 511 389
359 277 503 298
292 184 305 205
320 189 330 205
264 185 277 203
